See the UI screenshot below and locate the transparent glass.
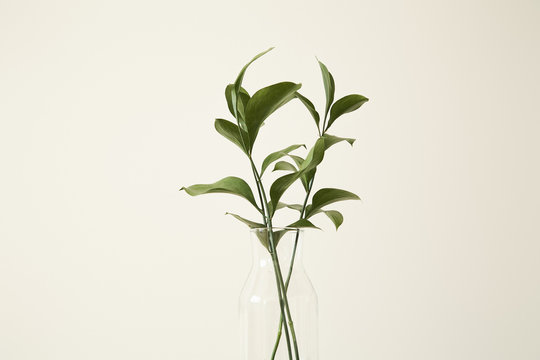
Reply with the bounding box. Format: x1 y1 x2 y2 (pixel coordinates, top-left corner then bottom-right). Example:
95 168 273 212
239 228 318 360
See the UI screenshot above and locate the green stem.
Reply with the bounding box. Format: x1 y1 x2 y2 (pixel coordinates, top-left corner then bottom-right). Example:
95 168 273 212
270 177 314 359
249 157 295 360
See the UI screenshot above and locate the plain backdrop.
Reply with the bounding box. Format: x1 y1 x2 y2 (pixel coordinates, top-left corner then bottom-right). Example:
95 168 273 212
1 0 539 359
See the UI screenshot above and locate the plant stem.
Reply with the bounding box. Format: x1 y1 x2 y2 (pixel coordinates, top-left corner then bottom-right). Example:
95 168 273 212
248 157 296 360
270 177 314 359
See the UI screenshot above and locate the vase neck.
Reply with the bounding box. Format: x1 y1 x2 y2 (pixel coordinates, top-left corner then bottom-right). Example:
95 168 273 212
250 228 304 269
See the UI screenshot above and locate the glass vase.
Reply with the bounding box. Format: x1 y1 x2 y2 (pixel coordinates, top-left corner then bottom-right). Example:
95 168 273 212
239 228 318 360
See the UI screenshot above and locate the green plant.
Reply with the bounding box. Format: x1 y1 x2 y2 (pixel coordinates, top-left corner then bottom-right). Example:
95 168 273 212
180 48 368 360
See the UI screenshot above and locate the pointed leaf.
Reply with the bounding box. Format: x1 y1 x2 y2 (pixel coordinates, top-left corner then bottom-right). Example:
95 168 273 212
322 133 356 150
234 47 274 95
275 202 289 210
214 119 247 153
261 144 305 175
303 168 316 191
306 208 345 230
299 137 326 172
255 229 289 251
288 154 317 191
306 188 360 218
288 154 304 168
295 92 320 131
269 172 300 217
286 204 304 212
245 82 302 150
287 219 320 230
269 138 326 216
318 59 335 121
327 94 369 130
273 161 297 172
225 212 265 228
322 210 344 230
225 85 250 119
236 91 250 122
180 176 260 212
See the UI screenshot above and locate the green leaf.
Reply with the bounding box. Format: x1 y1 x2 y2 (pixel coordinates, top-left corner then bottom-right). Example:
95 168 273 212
234 47 274 95
229 48 274 120
261 144 305 175
225 85 250 119
317 59 335 120
287 219 320 230
299 137 326 172
225 212 265 228
269 138 326 216
295 92 320 131
269 172 300 217
306 208 344 230
306 188 360 218
180 176 261 212
288 154 304 168
287 155 310 190
236 91 251 122
214 119 247 153
275 202 289 210
288 204 304 212
273 161 297 172
322 133 356 150
245 82 302 150
255 229 289 251
321 210 344 230
327 94 369 130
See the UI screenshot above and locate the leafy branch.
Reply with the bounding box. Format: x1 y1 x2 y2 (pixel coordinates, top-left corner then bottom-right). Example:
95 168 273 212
180 48 369 360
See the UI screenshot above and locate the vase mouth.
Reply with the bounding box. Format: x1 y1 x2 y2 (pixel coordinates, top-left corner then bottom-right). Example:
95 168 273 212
250 227 304 233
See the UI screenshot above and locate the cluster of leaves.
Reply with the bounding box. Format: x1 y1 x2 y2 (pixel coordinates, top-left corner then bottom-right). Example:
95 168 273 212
181 48 368 248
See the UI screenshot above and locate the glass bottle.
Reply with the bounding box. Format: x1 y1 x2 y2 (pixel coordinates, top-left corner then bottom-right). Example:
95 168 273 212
239 228 318 360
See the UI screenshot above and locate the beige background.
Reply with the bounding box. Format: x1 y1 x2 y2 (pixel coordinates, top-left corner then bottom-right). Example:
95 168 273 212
1 0 539 359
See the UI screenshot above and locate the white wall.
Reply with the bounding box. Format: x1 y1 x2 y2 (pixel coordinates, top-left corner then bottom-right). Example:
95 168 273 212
1 0 539 359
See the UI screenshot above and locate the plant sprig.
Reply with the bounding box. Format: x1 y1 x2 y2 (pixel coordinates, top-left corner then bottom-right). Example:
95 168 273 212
180 48 369 360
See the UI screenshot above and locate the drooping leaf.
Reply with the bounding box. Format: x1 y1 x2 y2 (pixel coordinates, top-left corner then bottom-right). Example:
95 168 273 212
225 212 265 228
295 92 320 131
214 119 247 153
180 176 261 212
327 94 369 130
306 188 360 218
317 59 335 120
322 133 356 150
272 161 297 172
287 218 320 230
305 208 345 230
260 144 305 175
321 210 344 230
255 229 289 251
245 82 302 150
